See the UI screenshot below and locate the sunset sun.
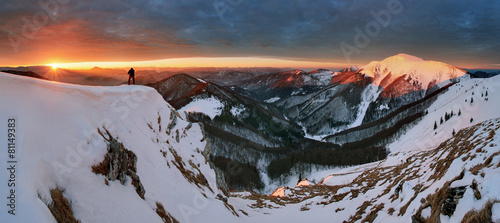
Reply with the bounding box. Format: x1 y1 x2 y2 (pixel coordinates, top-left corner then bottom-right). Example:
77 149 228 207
50 64 59 69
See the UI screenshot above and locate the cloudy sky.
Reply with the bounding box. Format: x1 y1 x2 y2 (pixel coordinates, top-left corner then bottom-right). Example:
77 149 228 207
0 0 498 69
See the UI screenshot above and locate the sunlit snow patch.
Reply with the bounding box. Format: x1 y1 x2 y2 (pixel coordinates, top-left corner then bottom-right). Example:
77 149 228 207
270 186 293 198
295 180 313 187
264 97 280 103
179 96 223 119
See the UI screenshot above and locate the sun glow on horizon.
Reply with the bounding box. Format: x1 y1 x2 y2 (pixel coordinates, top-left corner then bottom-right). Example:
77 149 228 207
42 63 70 81
13 56 495 70
37 57 347 70
49 64 59 70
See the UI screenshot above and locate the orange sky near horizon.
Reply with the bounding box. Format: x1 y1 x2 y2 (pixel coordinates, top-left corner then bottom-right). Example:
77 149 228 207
30 57 348 70
5 56 497 71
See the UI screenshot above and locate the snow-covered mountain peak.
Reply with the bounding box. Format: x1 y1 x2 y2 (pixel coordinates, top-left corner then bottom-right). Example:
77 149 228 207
360 53 466 89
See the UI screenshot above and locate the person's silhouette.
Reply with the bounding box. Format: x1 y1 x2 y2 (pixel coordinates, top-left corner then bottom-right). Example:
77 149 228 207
128 68 135 85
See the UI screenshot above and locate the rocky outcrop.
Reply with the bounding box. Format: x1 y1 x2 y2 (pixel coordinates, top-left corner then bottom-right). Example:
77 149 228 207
92 127 146 199
442 186 467 216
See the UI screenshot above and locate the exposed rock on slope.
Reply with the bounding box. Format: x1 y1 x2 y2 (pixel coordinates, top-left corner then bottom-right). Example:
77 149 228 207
92 127 146 199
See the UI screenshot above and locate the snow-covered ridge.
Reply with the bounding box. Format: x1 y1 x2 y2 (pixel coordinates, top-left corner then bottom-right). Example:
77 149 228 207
0 72 239 222
360 53 466 88
389 74 500 153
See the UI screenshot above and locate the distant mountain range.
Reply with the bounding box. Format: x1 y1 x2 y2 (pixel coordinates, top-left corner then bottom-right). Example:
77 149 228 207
143 54 474 190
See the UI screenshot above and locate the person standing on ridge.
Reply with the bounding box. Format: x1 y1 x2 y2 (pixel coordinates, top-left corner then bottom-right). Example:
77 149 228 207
128 68 135 85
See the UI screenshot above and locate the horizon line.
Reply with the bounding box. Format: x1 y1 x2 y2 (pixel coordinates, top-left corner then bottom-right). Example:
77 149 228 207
2 56 499 70
3 57 346 70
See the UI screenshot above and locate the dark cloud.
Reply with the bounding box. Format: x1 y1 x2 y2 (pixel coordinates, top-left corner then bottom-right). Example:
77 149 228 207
0 0 498 68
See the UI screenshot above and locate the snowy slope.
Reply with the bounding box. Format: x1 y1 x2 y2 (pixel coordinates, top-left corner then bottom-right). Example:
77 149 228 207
0 72 239 223
233 118 500 223
390 74 500 153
